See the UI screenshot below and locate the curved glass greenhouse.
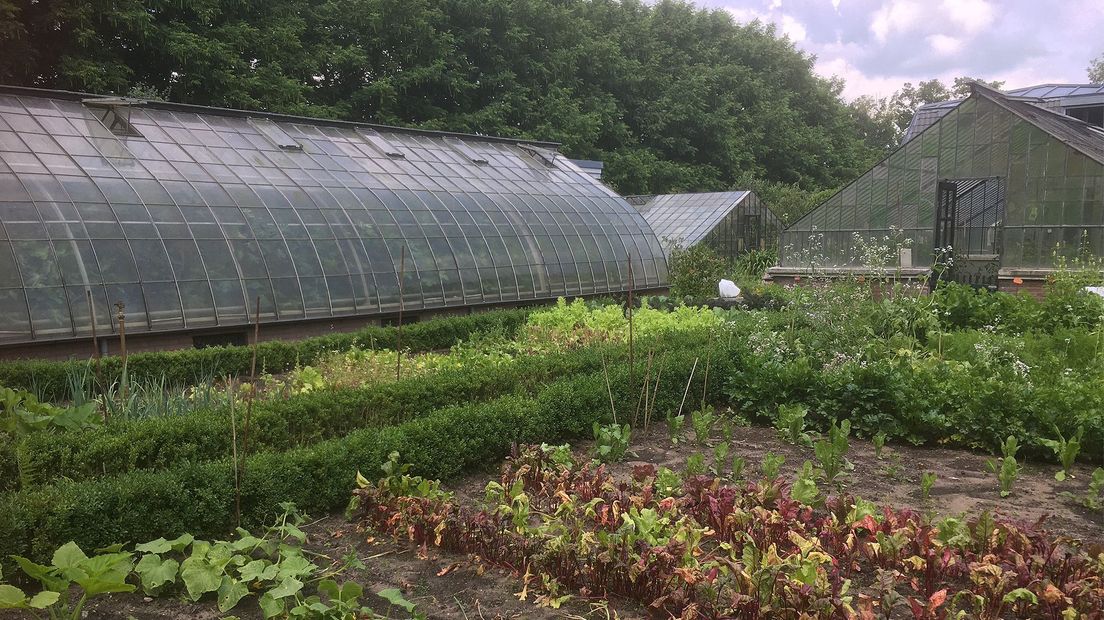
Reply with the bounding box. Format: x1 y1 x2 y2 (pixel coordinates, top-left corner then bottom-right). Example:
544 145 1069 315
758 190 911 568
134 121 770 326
0 86 667 349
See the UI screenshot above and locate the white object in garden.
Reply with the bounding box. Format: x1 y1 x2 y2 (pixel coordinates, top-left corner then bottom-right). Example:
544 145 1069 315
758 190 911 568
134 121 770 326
1085 286 1104 299
718 279 741 299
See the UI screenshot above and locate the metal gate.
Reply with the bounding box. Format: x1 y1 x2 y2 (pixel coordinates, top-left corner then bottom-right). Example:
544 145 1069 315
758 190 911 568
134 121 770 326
932 178 1004 289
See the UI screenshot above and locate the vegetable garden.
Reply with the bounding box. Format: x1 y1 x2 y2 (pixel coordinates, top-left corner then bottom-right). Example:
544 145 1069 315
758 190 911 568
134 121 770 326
1 278 1103 619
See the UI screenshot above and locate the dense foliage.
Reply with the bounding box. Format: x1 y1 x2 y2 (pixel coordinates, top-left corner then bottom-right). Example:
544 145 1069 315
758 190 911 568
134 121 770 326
0 0 879 195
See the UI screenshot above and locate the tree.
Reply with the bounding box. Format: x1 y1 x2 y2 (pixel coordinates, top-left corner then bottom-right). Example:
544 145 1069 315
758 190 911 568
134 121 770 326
849 76 1006 152
1090 53 1104 83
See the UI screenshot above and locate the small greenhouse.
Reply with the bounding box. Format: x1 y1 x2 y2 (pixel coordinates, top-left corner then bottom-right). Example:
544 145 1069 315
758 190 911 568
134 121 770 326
628 191 781 259
774 83 1104 291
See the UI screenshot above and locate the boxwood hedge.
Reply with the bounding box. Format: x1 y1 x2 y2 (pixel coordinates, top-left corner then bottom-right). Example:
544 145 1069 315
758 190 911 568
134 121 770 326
0 343 729 564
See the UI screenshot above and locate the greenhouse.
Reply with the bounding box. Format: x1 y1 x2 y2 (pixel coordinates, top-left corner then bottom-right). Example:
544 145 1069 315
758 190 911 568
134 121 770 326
0 86 667 357
627 191 781 259
773 83 1104 292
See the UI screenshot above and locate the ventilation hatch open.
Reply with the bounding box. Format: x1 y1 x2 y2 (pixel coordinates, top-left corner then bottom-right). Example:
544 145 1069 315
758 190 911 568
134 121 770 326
82 97 144 138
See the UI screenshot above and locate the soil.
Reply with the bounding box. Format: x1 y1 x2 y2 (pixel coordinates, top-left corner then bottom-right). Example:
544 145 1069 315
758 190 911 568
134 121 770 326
10 423 1103 620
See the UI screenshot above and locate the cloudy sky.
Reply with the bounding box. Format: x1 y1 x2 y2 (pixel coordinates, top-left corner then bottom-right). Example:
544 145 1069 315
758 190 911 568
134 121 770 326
710 0 1104 100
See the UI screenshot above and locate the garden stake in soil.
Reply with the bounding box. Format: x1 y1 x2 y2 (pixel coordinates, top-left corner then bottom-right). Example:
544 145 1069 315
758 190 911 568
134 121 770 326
600 350 617 424
230 390 240 527
87 289 106 420
627 251 635 404
677 357 699 419
396 245 406 381
633 348 654 427
239 296 262 496
114 301 127 419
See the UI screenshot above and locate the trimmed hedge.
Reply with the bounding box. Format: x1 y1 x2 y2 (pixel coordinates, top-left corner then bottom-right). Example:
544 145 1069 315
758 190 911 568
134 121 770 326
7 330 725 492
0 343 731 564
8 346 607 491
0 308 533 401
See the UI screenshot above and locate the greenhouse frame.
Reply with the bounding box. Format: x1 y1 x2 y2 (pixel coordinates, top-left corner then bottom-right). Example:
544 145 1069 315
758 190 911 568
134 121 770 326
772 83 1104 293
627 191 781 259
0 86 668 358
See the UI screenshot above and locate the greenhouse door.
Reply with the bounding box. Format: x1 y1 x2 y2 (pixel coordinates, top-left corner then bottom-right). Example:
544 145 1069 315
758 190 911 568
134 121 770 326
932 178 1004 289
742 215 761 252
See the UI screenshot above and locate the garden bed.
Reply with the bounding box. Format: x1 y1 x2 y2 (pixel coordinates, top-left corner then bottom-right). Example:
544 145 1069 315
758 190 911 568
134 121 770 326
59 421 1103 619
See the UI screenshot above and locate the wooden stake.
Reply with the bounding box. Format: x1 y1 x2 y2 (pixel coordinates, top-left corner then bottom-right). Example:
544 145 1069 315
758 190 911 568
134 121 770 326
627 252 634 402
676 358 699 419
88 290 106 418
647 355 666 432
633 349 654 427
396 245 406 381
701 330 716 409
114 301 127 421
600 350 617 424
239 297 262 489
230 390 240 527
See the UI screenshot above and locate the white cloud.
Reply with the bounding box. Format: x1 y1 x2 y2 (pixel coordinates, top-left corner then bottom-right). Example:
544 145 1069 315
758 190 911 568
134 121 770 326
941 0 995 34
928 34 964 56
780 14 808 42
869 0 925 43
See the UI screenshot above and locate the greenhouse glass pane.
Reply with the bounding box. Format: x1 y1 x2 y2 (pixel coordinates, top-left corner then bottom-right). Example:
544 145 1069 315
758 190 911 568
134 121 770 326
13 241 62 286
26 287 71 335
144 281 184 329
178 280 216 326
0 288 30 340
271 277 304 318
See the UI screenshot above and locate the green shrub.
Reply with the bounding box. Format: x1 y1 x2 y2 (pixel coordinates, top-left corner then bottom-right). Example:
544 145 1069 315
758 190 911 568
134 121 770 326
667 244 728 298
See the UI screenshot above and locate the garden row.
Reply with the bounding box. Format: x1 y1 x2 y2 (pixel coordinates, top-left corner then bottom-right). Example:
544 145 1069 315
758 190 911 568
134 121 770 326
352 443 1104 618
0 340 726 565
0 307 533 401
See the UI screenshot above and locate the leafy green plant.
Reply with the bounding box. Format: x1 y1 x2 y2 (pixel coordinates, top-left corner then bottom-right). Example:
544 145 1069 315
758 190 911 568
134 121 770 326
712 442 730 476
0 387 100 436
761 452 785 480
1039 426 1083 481
666 413 686 445
730 455 746 480
1064 467 1104 510
654 467 683 498
813 419 851 485
791 461 820 505
7 542 135 619
593 422 631 463
872 431 887 458
775 403 811 446
986 436 1021 498
690 407 716 445
920 472 936 500
686 452 707 477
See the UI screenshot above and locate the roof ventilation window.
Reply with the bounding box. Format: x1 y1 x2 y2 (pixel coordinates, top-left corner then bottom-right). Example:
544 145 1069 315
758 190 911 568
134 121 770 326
518 143 558 168
250 118 303 151
446 138 489 165
358 129 406 159
82 97 144 138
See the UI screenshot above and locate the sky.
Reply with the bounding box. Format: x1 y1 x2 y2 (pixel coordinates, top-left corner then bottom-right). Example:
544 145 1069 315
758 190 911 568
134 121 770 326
709 0 1104 101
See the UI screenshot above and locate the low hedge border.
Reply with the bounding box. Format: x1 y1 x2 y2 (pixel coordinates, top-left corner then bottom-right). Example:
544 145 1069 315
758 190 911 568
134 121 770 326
0 345 731 565
6 331 723 492
0 308 534 401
